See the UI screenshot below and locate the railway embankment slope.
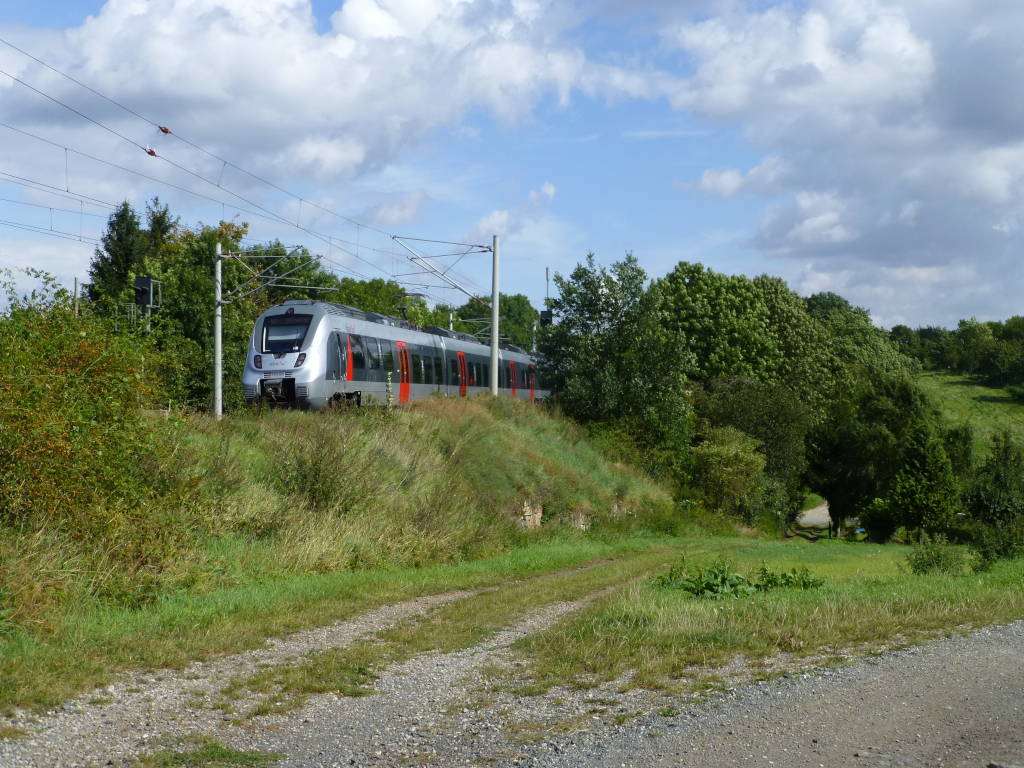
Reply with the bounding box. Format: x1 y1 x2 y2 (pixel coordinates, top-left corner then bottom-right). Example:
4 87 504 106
0 383 694 712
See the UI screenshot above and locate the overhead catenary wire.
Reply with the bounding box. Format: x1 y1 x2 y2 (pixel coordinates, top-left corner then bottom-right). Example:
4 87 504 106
0 35 395 238
0 35 468 285
0 196 108 219
0 124 395 283
0 38 484 302
0 169 116 210
0 216 101 244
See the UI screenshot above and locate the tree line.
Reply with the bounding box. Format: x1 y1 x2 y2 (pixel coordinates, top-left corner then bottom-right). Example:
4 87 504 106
538 255 1023 563
891 318 1024 394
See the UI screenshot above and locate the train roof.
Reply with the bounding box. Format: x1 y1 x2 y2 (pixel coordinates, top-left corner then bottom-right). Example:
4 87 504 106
276 300 530 356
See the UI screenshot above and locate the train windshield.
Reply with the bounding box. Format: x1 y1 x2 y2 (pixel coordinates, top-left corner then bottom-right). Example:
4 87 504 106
262 313 313 353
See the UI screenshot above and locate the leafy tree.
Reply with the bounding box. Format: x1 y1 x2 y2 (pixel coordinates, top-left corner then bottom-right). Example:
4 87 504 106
540 253 658 421
807 369 940 533
695 377 812 525
539 253 693 483
455 293 539 351
646 265 836 417
323 277 409 316
951 318 996 374
943 423 975 481
805 291 912 378
647 262 782 382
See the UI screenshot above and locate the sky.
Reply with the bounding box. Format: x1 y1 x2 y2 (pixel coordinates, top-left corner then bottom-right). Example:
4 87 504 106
0 0 1022 328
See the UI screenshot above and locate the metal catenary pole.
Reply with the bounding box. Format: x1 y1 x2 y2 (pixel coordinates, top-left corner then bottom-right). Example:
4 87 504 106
213 241 223 420
489 234 499 396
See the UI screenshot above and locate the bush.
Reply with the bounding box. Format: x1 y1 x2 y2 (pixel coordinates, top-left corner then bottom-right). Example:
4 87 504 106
656 557 823 598
0 271 204 624
970 522 1024 571
656 558 756 599
860 498 899 542
691 427 766 522
905 534 967 575
754 564 823 590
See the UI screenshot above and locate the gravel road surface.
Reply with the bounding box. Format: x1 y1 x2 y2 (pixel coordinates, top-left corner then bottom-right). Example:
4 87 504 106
1 590 1021 768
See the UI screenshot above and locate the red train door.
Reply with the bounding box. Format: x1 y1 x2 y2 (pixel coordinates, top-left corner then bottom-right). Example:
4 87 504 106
529 364 536 402
509 360 517 398
457 351 468 397
396 342 411 403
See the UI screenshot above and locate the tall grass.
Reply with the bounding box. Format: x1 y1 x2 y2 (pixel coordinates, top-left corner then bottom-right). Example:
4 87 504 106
185 398 679 576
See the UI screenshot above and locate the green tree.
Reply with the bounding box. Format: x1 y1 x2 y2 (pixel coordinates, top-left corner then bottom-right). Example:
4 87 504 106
964 431 1024 526
807 369 940 533
805 291 912 378
455 293 539 351
646 265 836 417
695 377 812 525
886 421 960 534
88 201 146 309
539 253 694 483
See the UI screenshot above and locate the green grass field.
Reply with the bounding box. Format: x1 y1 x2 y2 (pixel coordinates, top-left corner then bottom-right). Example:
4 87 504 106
917 370 1024 455
513 538 1024 694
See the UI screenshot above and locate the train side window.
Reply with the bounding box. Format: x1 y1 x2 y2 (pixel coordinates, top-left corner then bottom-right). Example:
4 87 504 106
433 356 443 384
422 350 434 384
449 356 460 384
380 340 394 373
365 337 381 369
350 334 366 372
411 353 423 384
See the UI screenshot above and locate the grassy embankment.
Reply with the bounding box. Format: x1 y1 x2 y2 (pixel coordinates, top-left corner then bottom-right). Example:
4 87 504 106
0 396 688 713
916 370 1024 455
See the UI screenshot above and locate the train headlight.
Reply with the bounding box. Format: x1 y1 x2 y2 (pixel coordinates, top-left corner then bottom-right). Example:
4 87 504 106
254 354 263 369
294 353 306 367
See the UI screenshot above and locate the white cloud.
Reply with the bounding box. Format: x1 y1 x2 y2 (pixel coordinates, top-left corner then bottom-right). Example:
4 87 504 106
699 156 786 198
361 190 430 228
699 168 744 199
664 0 1024 325
467 180 556 242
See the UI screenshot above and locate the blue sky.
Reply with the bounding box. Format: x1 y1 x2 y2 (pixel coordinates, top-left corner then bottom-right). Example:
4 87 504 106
2 0 1023 327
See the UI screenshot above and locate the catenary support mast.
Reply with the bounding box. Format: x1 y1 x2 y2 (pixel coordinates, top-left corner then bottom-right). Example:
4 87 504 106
489 234 499 396
213 241 223 420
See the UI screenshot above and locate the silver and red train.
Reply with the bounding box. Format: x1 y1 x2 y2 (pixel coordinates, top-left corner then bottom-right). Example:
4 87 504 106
242 300 547 409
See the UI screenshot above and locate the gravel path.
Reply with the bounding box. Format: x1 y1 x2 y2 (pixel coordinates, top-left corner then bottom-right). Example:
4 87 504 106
532 620 1024 768
798 502 831 528
0 587 486 768
2 586 1022 768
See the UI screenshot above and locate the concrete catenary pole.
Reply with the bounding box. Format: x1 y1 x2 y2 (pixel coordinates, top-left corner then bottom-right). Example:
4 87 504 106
214 241 223 420
489 234 500 396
